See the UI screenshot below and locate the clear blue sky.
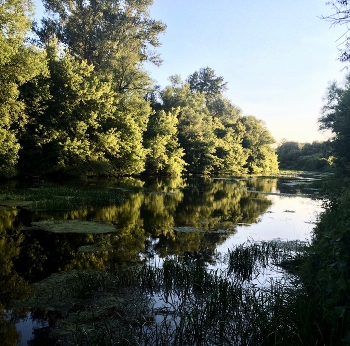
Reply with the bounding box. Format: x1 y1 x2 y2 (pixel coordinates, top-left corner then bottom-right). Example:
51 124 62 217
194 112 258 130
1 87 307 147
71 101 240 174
34 0 347 143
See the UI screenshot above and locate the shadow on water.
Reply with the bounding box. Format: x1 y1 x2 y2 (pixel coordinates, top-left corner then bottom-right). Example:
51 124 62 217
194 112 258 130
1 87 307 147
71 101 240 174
0 173 322 345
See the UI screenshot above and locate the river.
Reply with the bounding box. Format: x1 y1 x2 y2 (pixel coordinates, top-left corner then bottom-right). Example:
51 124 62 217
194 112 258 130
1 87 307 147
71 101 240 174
0 172 325 345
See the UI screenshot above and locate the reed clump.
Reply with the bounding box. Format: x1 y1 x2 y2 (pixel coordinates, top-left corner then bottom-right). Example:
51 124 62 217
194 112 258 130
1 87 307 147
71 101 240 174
13 239 340 345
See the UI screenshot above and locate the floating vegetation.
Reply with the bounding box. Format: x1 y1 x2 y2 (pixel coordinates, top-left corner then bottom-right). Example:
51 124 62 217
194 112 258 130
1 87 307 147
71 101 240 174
25 220 118 234
1 184 125 210
172 226 233 234
0 199 33 210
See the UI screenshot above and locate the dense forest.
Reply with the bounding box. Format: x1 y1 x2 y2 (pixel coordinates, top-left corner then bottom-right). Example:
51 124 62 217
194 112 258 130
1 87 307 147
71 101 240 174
276 140 333 171
0 0 279 179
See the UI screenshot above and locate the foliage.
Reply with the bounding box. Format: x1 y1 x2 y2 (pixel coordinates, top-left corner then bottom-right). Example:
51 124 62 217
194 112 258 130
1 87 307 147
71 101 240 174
186 66 228 102
286 72 350 344
35 0 166 69
0 0 278 177
0 0 47 177
19 42 118 176
159 73 277 175
240 116 279 174
26 0 164 177
277 140 333 171
144 109 186 175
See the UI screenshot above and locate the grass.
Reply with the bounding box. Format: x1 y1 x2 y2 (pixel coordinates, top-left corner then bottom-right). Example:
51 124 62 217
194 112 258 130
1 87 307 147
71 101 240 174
13 240 345 345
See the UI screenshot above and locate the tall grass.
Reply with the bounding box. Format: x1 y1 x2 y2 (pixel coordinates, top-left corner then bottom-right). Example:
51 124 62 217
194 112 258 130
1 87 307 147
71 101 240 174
18 240 343 345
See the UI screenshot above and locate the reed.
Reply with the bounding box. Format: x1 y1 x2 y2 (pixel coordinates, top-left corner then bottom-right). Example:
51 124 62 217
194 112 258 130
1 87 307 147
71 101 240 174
17 241 340 345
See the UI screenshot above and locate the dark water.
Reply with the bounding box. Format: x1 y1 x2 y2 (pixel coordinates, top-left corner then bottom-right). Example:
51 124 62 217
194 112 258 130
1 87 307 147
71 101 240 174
0 174 323 345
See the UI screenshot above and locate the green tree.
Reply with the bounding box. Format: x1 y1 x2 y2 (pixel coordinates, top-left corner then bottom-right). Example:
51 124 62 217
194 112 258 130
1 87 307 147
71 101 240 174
144 109 186 175
185 68 248 175
277 140 332 171
19 42 117 176
160 74 250 175
0 0 47 177
320 76 350 176
30 0 166 176
186 67 227 103
161 81 219 174
35 0 166 70
276 141 303 170
209 96 248 175
240 116 278 174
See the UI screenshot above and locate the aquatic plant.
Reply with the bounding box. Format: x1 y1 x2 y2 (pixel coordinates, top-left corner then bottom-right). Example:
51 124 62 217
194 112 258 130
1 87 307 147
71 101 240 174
1 184 125 210
13 240 333 345
28 220 118 234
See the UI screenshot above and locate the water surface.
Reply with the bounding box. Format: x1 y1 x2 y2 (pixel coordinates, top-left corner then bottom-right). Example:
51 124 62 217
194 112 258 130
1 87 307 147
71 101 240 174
0 173 324 345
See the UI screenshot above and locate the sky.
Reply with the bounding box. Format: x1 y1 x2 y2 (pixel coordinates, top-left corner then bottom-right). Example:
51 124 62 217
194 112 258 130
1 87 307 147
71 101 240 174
34 0 348 144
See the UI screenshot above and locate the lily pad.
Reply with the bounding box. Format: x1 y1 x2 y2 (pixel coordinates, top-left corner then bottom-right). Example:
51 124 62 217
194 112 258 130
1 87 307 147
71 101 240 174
29 220 118 234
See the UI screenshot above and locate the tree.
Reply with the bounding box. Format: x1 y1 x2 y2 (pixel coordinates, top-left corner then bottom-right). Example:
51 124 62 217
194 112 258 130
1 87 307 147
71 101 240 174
210 97 248 175
29 0 167 176
161 82 220 174
144 109 186 175
321 1 350 62
19 42 126 176
0 0 47 177
186 67 227 103
320 75 350 176
240 116 278 174
35 0 166 66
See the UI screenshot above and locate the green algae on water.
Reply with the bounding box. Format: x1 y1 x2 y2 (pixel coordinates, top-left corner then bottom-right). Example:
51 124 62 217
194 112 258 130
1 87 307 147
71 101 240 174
28 220 118 234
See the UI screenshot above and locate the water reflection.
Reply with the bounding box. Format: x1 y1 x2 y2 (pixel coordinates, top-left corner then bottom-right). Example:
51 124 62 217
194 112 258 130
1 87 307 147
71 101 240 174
0 176 278 281
0 175 313 344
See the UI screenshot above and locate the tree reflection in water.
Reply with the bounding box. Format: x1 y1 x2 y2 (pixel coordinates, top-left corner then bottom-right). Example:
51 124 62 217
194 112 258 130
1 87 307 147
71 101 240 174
0 175 280 344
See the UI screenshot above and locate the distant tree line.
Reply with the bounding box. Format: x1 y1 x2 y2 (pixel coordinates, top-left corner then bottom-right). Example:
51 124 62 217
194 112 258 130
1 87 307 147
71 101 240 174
0 0 278 178
276 140 333 171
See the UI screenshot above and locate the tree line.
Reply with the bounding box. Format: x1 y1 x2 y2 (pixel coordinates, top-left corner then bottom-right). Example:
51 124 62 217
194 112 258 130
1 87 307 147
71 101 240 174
276 140 333 171
0 0 278 178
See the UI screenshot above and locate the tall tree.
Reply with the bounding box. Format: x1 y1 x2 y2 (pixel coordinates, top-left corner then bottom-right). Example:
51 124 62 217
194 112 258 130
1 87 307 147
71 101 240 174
161 81 220 174
30 0 166 176
240 116 278 174
0 0 47 177
34 0 166 72
19 42 117 176
144 109 186 175
320 75 350 176
186 67 227 103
